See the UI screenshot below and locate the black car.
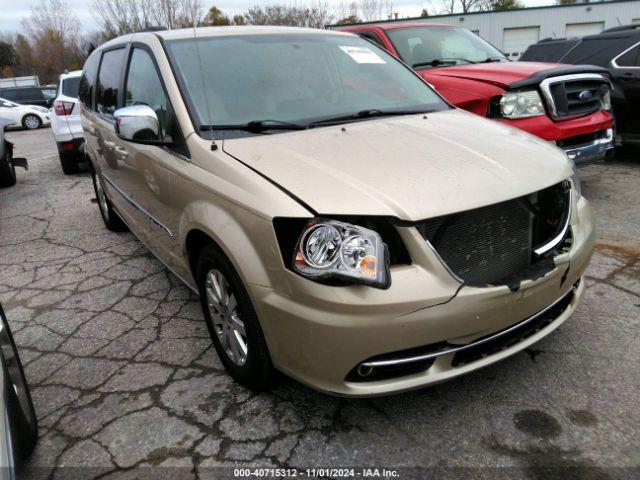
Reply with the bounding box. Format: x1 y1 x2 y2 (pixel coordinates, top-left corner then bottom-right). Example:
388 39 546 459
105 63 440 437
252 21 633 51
0 86 57 108
521 24 640 147
0 120 28 188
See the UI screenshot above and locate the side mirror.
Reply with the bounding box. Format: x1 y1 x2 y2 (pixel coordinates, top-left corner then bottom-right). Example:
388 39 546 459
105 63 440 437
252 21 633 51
114 105 161 142
0 304 38 469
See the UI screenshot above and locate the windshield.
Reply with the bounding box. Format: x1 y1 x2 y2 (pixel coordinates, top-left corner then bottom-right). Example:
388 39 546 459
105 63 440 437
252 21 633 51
387 27 507 67
165 33 448 136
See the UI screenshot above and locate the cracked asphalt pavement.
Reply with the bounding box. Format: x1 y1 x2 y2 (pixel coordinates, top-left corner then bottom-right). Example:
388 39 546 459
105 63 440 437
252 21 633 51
0 128 638 479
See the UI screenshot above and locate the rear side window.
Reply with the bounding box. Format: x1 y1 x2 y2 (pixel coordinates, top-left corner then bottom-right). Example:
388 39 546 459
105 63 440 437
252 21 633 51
0 90 16 100
20 88 44 101
562 36 639 67
79 51 101 108
616 44 640 67
96 48 126 117
61 77 81 98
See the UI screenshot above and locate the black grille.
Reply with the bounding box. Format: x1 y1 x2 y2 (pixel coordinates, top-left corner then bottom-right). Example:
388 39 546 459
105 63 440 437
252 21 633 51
417 182 569 286
548 78 607 119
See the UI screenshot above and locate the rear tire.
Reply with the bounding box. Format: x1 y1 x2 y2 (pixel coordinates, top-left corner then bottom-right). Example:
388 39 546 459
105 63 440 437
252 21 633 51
22 114 41 130
89 162 127 232
59 152 80 175
0 151 17 188
196 243 276 392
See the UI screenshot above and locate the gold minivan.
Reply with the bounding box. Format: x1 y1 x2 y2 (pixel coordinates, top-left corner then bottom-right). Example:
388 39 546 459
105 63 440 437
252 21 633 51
80 26 595 396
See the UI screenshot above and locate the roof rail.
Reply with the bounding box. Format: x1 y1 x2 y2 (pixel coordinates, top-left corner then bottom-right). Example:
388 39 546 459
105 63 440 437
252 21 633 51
602 24 640 33
136 26 168 33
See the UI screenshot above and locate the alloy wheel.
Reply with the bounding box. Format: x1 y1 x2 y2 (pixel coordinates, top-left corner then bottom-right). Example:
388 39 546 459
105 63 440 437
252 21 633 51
24 115 40 130
205 268 248 366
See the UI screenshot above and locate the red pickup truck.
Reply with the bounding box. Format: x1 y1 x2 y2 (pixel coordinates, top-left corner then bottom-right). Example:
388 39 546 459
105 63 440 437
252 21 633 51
337 22 614 164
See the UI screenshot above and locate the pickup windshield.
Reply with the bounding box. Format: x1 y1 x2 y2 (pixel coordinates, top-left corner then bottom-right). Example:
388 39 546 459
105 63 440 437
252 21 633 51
387 26 508 68
165 33 449 137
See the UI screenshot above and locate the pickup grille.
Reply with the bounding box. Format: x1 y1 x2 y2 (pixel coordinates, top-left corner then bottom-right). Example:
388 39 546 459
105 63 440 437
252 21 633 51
417 182 570 286
542 75 608 120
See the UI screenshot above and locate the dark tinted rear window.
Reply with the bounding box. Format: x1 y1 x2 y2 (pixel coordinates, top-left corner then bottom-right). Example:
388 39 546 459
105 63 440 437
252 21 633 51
61 77 80 98
520 39 579 62
79 51 100 108
96 48 126 117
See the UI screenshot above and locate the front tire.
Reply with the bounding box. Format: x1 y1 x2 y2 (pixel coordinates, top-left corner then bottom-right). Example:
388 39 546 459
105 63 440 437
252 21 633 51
196 244 276 391
89 162 127 232
22 114 41 130
0 151 16 188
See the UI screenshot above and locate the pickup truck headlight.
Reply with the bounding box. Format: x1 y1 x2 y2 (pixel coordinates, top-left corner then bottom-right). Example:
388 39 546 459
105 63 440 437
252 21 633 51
500 91 545 119
293 219 390 289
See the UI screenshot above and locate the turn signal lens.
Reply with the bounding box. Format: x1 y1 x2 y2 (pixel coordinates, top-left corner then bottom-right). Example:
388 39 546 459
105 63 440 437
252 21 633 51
293 219 390 288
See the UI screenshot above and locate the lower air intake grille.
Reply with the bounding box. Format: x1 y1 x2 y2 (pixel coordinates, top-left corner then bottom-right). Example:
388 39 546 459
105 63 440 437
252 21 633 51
417 182 569 286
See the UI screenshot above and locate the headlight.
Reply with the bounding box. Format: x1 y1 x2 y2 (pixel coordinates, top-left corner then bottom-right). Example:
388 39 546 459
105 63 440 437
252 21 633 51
293 219 390 289
499 91 545 119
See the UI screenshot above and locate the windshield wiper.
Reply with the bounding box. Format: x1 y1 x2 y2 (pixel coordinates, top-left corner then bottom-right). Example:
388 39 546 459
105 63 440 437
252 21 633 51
200 119 308 133
412 58 477 68
307 109 430 128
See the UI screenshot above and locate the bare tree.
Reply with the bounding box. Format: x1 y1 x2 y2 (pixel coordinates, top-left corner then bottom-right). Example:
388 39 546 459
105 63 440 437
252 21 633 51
91 0 153 35
21 0 83 77
242 3 333 28
425 0 489 14
91 0 202 34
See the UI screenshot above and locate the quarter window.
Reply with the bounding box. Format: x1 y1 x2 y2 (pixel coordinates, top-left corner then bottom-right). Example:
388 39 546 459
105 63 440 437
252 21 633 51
96 48 126 117
124 48 169 136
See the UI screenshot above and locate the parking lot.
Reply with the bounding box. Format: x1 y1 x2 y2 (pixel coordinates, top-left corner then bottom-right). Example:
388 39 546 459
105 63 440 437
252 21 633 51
0 127 638 478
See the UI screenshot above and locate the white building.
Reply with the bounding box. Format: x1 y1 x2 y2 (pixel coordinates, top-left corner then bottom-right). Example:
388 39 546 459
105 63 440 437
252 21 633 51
355 0 640 60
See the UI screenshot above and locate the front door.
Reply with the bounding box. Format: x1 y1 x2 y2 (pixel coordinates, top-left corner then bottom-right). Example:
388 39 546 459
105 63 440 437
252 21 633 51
116 45 189 273
611 42 640 141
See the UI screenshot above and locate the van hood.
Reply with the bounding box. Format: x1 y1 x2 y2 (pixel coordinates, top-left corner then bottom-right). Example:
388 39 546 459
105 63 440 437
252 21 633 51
421 62 606 89
222 109 572 221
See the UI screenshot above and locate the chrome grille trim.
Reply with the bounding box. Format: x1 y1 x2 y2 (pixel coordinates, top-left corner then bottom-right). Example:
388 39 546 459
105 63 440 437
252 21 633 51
534 189 572 256
539 73 608 121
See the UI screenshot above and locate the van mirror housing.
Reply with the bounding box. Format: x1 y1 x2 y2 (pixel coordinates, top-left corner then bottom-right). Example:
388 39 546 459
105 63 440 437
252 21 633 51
114 105 161 143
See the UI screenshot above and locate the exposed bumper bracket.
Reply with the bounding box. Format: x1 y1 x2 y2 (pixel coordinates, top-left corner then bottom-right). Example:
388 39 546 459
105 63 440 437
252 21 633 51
561 128 614 165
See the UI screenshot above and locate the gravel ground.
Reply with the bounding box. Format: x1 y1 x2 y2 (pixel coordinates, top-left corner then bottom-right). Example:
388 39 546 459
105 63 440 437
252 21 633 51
0 127 638 479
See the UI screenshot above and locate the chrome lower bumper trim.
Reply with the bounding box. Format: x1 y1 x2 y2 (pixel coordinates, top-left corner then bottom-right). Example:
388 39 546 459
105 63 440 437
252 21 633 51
561 128 614 165
361 286 575 368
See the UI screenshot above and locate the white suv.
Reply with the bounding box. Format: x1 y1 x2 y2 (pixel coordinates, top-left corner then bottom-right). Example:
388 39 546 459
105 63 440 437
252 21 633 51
51 70 84 174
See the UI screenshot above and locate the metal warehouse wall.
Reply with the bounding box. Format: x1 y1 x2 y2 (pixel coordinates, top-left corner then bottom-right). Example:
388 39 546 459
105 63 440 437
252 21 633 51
409 1 640 54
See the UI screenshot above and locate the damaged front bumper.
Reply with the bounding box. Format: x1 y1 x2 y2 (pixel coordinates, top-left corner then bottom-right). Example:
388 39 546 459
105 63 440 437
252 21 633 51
557 128 614 165
250 196 596 397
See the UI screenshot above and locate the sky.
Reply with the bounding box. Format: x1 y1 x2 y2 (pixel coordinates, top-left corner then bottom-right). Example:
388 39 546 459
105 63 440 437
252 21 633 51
0 0 558 34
